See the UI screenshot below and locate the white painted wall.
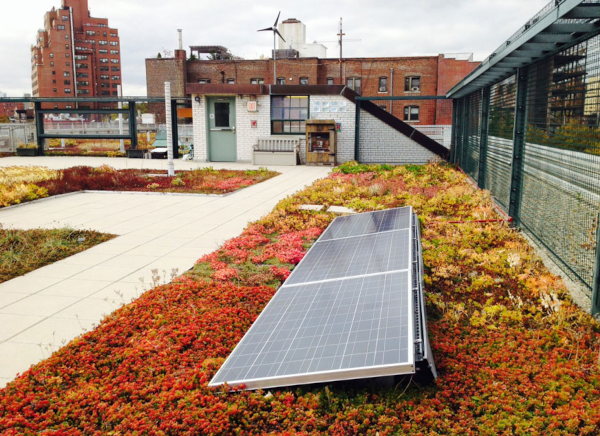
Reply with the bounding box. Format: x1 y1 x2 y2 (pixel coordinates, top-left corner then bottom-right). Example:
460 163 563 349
191 92 440 165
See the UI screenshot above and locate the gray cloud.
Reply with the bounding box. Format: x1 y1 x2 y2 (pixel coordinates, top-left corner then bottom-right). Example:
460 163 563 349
0 0 549 97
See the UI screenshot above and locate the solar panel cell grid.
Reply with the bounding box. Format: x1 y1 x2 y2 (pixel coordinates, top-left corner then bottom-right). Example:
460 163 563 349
320 207 412 241
209 272 413 387
285 230 411 285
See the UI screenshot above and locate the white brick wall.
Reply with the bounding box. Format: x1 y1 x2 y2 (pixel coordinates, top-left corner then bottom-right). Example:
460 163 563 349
235 95 271 162
309 95 356 164
358 111 438 164
191 94 208 161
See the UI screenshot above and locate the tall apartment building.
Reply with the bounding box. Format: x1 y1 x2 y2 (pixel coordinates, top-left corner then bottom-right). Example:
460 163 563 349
31 0 122 110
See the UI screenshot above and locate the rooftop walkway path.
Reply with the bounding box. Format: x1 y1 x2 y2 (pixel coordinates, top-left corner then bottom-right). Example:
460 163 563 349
0 157 331 388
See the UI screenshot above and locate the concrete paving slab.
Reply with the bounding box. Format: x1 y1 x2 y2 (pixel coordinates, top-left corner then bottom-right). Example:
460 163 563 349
38 279 111 298
0 342 45 381
0 294 80 317
0 314 45 342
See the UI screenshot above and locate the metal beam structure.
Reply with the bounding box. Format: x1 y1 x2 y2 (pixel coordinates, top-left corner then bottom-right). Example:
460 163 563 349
448 0 600 99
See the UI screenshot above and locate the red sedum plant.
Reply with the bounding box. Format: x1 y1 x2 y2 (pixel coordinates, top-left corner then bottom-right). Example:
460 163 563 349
1 162 600 435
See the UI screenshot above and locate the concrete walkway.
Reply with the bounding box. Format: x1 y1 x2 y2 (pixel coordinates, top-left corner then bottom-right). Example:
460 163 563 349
0 157 331 388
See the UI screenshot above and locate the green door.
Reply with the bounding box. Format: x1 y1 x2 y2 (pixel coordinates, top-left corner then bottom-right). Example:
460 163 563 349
208 97 236 162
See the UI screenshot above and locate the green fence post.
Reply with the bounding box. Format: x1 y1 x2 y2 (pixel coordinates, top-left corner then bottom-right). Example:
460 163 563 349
593 211 600 316
460 97 469 168
450 99 459 164
129 101 138 149
478 87 491 189
171 99 179 159
508 68 528 225
34 101 45 156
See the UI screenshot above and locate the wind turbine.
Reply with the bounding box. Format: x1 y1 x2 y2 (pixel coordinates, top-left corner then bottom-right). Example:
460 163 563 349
258 11 286 85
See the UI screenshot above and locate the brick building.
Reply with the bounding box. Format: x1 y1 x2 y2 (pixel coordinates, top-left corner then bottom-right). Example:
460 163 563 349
147 46 478 124
31 0 122 110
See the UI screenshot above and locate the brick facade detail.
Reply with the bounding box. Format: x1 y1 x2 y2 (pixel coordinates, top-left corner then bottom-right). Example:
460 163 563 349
148 53 478 125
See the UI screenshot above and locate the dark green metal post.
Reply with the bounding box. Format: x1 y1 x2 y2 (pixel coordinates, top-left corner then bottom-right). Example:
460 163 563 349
593 211 600 316
171 99 179 159
128 101 138 149
460 98 469 168
508 68 528 225
354 99 361 162
450 99 459 164
34 102 45 156
478 87 491 188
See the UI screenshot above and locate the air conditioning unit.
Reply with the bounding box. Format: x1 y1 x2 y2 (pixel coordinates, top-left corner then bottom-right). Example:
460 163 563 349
412 86 420 92
379 87 387 92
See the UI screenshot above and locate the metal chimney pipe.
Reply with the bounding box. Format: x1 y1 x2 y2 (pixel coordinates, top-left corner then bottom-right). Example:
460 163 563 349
177 29 183 51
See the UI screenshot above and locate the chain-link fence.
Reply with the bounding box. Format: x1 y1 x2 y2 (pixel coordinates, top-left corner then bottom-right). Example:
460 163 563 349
453 34 600 311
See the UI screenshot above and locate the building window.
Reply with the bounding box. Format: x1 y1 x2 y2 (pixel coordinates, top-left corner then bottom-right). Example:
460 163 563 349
86 30 95 36
405 76 421 92
49 53 54 58
103 32 107 37
64 88 71 93
99 49 108 54
110 50 119 55
78 81 89 86
50 61 54 67
100 66 109 71
65 44 69 49
52 79 56 84
65 53 70 58
111 67 120 72
326 77 334 85
110 33 117 37
66 62 70 66
53 88 57 92
52 71 55 75
112 83 119 88
100 75 109 80
227 78 235 84
101 83 109 88
62 15 69 21
75 55 88 60
110 59 119 64
99 40 108 45
75 63 88 69
101 91 110 96
110 41 118 46
64 80 71 85
65 105 72 109
403 106 419 122
250 78 264 84
57 25 65 30
276 77 285 85
299 77 309 85
100 58 108 63
346 77 361 95
76 72 89 78
63 71 70 77
65 34 69 40
112 91 118 96
379 77 388 92
111 75 120 80
198 78 210 84
271 95 309 134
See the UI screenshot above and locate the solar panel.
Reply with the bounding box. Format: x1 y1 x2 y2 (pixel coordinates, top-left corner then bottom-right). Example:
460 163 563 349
285 230 410 285
209 272 414 389
320 208 412 241
209 206 436 390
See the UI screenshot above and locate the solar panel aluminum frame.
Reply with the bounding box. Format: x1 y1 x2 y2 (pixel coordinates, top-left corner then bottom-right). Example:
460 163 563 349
413 213 437 380
209 207 422 390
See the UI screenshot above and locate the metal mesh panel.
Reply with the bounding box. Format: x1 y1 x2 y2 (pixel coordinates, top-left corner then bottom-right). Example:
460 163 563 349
485 75 516 211
463 91 482 181
521 36 600 290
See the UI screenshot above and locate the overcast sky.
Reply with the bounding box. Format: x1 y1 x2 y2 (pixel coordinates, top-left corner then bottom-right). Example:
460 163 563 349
0 0 550 97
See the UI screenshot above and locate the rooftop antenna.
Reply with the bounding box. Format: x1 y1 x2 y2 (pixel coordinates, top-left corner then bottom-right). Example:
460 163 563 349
316 18 360 85
258 11 286 85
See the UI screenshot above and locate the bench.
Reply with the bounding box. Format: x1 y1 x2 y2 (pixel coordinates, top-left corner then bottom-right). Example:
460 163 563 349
252 137 300 166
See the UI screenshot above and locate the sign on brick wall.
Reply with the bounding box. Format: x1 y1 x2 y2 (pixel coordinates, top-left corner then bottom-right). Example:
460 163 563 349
247 101 258 112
